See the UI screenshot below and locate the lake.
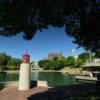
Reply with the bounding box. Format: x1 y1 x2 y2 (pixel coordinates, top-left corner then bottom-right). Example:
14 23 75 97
0 72 79 89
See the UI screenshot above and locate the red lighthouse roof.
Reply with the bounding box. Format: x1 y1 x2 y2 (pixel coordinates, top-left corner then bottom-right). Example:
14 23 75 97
23 51 29 56
21 52 30 63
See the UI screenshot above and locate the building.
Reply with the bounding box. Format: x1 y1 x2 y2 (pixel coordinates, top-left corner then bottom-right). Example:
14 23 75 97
48 53 63 60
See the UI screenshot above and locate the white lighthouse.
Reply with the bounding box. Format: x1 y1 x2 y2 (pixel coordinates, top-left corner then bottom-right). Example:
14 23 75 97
18 52 31 90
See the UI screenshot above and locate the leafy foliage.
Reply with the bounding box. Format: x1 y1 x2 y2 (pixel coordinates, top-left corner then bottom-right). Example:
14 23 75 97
76 58 84 67
0 53 20 70
0 0 100 56
7 58 20 69
38 60 51 70
0 53 11 70
0 53 11 66
66 56 76 66
78 52 90 62
50 59 64 70
38 58 65 70
95 51 100 58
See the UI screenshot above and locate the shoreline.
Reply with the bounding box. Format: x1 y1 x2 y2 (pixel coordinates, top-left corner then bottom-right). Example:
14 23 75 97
3 69 81 75
1 67 93 77
5 70 20 74
3 70 61 74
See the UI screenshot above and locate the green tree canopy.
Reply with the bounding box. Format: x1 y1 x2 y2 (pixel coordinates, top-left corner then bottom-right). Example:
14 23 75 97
0 53 11 71
38 58 65 70
7 58 20 69
0 53 21 70
78 52 91 63
95 51 100 58
76 58 84 67
0 53 11 66
66 56 75 66
7 58 20 66
0 0 100 55
38 60 51 69
50 57 65 70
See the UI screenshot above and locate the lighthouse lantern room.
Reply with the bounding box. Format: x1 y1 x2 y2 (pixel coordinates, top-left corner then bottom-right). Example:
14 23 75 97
21 52 30 63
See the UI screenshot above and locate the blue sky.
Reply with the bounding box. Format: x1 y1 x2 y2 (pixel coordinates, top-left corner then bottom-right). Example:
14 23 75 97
0 27 85 61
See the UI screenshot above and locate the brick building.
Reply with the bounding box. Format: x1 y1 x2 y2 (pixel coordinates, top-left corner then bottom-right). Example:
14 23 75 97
48 53 63 60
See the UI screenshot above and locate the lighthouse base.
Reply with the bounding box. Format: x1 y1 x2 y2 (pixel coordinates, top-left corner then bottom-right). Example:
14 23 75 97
18 63 30 90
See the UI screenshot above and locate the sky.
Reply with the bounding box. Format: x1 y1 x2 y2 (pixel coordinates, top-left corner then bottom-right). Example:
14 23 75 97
0 27 85 61
0 1 99 61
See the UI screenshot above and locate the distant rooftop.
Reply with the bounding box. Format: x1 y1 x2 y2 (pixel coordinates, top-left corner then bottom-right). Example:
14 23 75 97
48 53 63 60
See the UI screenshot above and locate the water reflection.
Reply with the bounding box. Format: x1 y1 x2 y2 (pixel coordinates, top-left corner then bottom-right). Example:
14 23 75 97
31 72 78 87
0 72 78 88
0 72 7 89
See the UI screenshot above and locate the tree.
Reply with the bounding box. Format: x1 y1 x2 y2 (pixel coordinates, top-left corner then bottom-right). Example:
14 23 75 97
0 53 11 65
38 58 65 70
65 0 100 56
0 53 11 70
0 0 100 56
95 51 100 58
7 58 20 69
50 58 65 70
0 53 21 70
38 60 46 68
38 60 51 70
78 52 91 63
66 56 75 66
76 58 84 67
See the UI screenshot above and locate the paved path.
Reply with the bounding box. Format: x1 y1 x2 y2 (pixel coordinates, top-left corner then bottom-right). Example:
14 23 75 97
0 83 99 100
0 87 48 100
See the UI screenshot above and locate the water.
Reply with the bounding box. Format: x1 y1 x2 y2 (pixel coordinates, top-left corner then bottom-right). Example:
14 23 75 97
31 72 78 86
0 72 79 88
